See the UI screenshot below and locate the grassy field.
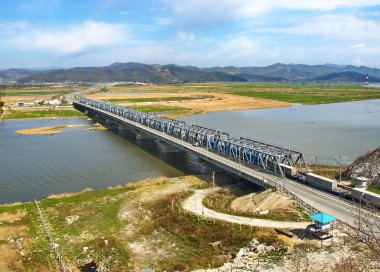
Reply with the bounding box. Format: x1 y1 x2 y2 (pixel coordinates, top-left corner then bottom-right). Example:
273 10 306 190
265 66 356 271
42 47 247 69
0 176 284 271
128 105 201 118
368 184 380 195
6 109 84 119
129 105 190 113
104 96 206 103
109 82 380 105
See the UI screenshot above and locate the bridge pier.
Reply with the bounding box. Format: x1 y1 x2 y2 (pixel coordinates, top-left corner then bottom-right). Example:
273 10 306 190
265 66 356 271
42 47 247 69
135 130 156 140
155 140 180 153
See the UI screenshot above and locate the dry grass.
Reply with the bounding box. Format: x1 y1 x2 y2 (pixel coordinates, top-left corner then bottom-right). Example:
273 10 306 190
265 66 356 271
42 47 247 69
0 225 28 240
2 96 44 104
47 187 94 199
0 211 26 223
309 164 342 179
0 244 22 272
88 91 290 117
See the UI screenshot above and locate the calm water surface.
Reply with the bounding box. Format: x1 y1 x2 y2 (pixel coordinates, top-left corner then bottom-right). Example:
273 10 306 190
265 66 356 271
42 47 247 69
0 118 208 204
2 99 379 203
182 99 380 165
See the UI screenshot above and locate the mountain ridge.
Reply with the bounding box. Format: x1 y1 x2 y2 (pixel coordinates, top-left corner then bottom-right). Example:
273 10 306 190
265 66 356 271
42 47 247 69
1 62 379 83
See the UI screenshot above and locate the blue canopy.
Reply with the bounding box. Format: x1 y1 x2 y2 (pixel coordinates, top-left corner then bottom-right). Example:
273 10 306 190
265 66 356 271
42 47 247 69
309 212 336 224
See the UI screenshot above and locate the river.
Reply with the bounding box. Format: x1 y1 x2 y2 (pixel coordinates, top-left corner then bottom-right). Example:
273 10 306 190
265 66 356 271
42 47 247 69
0 117 210 204
181 99 380 165
1 99 379 204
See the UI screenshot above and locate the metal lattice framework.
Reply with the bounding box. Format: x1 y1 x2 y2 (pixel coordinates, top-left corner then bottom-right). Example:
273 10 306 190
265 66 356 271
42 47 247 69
79 97 308 176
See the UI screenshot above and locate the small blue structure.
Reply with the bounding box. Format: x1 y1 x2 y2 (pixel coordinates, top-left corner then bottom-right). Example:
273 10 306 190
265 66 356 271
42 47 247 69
309 212 336 225
308 212 336 239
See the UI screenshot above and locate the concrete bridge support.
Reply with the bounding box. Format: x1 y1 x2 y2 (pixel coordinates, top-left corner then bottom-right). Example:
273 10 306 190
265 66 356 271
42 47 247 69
135 131 156 140
155 140 180 153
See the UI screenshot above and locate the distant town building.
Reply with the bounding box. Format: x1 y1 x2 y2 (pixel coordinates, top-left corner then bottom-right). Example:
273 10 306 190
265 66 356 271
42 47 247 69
48 99 61 106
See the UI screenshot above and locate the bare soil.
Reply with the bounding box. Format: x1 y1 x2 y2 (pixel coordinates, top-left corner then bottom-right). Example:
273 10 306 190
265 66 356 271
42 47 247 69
15 124 85 135
88 92 291 116
231 189 295 213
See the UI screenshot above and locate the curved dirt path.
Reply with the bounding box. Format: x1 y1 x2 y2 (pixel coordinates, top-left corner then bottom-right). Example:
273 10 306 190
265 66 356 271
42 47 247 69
182 188 310 229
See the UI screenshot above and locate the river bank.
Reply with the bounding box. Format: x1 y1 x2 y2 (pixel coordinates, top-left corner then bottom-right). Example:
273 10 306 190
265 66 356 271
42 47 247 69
0 175 281 271
1 175 377 272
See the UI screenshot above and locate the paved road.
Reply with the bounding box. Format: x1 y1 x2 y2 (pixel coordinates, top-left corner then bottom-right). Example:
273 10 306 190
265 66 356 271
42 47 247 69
183 188 310 229
64 84 106 103
76 102 379 228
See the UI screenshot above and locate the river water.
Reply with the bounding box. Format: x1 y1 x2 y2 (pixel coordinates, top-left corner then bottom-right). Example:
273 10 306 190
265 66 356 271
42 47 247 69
0 118 210 204
1 99 379 203
181 99 380 165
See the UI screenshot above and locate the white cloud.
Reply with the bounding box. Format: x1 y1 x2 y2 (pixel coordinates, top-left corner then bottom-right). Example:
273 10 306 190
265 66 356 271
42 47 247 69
257 15 380 40
169 0 380 21
0 21 29 31
9 20 128 55
177 31 196 43
352 43 366 49
103 34 258 67
155 17 174 26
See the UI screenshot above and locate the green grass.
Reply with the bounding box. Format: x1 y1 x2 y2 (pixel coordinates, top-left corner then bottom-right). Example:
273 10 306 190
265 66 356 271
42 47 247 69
223 83 380 104
129 105 190 113
38 188 132 270
0 202 58 269
0 176 286 271
6 109 84 119
105 96 203 103
367 184 380 195
98 88 109 93
110 82 380 105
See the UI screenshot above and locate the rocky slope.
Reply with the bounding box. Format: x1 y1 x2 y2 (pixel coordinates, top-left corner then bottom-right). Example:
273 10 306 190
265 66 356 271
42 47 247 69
342 147 380 183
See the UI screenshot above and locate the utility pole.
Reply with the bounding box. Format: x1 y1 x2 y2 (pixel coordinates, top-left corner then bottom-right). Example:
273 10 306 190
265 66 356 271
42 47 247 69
359 192 365 239
0 85 4 114
311 156 318 174
334 155 343 182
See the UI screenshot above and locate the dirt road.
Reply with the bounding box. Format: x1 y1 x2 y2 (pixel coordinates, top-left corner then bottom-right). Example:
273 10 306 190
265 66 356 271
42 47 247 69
182 188 310 229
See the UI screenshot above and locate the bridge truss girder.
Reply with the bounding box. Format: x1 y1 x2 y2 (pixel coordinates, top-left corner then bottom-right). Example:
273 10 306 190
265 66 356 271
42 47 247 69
79 98 308 177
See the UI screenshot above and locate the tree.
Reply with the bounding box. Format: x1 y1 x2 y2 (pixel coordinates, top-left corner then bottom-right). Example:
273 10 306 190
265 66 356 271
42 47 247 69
340 203 380 268
0 101 4 113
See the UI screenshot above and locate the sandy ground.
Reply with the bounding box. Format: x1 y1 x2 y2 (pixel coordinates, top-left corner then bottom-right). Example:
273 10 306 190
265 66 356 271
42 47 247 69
88 92 291 114
231 189 295 213
15 124 85 135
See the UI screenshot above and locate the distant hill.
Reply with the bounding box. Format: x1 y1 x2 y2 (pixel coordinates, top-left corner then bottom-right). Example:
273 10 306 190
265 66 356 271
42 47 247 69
0 69 40 81
314 71 380 83
1 62 380 83
10 62 246 83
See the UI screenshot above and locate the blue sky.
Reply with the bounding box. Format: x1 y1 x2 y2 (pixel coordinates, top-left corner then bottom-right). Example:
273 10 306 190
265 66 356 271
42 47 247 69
1 0 380 68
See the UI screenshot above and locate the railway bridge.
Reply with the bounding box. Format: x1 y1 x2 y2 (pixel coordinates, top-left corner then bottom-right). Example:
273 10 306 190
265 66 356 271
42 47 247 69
73 98 369 226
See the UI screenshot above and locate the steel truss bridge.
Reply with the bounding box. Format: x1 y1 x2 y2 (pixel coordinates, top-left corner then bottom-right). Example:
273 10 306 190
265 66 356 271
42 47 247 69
76 97 308 178
73 97 380 227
